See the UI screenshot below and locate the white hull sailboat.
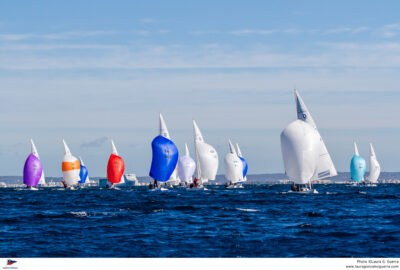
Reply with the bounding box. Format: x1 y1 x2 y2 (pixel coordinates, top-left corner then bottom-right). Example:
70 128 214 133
281 90 337 193
224 140 244 188
367 143 380 184
61 140 81 189
178 143 196 186
193 120 219 187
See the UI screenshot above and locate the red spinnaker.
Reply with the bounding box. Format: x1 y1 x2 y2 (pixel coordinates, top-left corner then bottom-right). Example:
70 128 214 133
107 154 125 184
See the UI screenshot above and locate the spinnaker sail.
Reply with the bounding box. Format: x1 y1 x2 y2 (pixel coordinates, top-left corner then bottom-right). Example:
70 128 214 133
224 140 243 183
107 140 125 184
23 150 43 187
149 114 179 182
236 143 248 181
281 120 320 184
178 143 196 183
350 142 366 182
368 143 380 183
78 156 89 184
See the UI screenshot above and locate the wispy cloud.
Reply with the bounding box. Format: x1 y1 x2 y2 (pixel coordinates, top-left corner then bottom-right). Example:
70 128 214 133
229 29 277 35
81 137 109 148
2 41 400 71
0 30 117 41
322 26 370 35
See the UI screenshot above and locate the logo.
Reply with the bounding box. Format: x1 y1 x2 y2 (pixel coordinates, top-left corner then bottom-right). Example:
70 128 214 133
302 113 307 119
6 261 16 266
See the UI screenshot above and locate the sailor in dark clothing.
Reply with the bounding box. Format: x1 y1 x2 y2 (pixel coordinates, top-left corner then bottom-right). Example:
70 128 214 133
291 182 296 191
154 179 158 188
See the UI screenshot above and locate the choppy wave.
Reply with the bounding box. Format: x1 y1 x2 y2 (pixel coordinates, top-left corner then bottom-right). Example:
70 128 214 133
0 184 399 257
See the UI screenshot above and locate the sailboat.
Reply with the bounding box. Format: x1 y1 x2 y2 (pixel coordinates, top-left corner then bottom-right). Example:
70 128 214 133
178 143 196 185
224 140 244 188
23 139 43 190
350 142 366 183
107 140 125 189
61 139 81 189
78 157 89 185
193 120 219 187
281 90 337 193
295 89 337 180
236 143 248 183
367 143 380 184
149 114 179 189
30 139 46 186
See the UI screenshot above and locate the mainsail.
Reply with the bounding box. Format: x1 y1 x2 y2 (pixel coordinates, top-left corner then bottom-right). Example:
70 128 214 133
149 114 179 182
178 143 196 183
224 140 244 183
281 120 320 184
107 140 125 184
350 142 366 182
295 89 337 180
30 139 45 185
236 143 248 181
78 156 89 184
368 143 380 183
62 139 80 187
193 120 219 183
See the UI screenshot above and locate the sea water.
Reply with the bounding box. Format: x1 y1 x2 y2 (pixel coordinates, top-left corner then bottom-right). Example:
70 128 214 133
0 184 399 257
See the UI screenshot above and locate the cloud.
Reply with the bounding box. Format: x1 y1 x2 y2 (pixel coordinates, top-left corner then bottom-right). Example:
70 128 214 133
80 137 109 148
0 30 117 41
229 29 277 35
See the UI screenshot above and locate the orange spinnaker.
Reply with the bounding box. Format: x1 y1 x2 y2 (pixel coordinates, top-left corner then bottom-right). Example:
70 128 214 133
62 160 80 171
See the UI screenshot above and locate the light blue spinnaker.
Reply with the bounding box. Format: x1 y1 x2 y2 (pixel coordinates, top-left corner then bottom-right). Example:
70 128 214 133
350 142 366 182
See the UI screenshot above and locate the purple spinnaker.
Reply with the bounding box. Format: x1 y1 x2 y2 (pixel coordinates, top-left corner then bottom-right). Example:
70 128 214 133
23 154 43 187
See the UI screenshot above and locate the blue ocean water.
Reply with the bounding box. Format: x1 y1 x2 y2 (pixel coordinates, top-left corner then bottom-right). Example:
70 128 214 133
0 184 399 258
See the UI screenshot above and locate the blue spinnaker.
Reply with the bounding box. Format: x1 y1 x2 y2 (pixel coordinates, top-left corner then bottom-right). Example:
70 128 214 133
238 156 248 178
149 135 179 182
350 155 366 182
79 163 88 184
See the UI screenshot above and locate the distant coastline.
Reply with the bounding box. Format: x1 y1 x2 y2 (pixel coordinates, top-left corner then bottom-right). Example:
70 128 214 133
2 172 400 186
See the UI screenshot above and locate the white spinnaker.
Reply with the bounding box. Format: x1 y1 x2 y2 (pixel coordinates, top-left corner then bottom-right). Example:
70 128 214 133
111 140 125 184
280 120 320 184
62 139 80 186
178 144 196 183
368 143 381 183
30 139 46 185
224 140 243 183
193 120 218 182
235 143 247 182
295 89 337 180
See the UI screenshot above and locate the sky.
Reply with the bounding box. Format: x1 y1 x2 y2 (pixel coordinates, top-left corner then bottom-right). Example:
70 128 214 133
1 0 400 176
